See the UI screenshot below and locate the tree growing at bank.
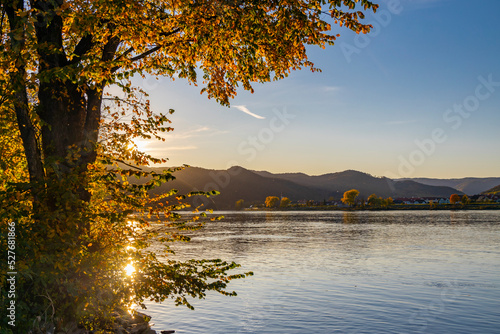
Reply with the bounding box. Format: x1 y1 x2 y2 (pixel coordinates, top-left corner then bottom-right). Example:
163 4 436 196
461 195 470 205
265 196 280 208
342 189 360 207
367 194 393 207
367 193 382 207
235 199 245 210
450 194 461 205
280 197 291 207
0 0 378 331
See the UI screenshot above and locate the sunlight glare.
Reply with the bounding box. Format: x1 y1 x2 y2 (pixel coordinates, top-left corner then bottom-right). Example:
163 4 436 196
127 302 137 315
124 262 135 276
127 139 148 153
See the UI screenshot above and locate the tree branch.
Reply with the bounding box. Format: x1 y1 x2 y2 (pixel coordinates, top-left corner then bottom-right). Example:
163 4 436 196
110 28 182 72
32 0 68 67
78 33 121 170
69 33 94 64
114 46 135 62
129 45 164 62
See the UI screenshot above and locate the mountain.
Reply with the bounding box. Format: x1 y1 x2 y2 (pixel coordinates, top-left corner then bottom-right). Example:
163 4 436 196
396 177 500 195
254 169 461 200
136 166 462 209
482 184 500 195
142 166 330 209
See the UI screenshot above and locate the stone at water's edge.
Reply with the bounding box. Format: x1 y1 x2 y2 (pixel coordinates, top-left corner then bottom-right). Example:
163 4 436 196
111 309 157 334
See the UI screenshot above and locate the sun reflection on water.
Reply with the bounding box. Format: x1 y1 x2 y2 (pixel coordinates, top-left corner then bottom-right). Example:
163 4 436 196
127 220 139 230
127 302 137 315
124 220 138 277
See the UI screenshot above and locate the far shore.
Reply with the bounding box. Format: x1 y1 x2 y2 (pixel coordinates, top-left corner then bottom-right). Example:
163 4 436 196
240 204 500 212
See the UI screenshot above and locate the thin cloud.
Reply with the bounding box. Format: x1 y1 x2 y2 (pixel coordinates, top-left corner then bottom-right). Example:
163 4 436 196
322 86 341 92
233 105 266 119
171 126 211 139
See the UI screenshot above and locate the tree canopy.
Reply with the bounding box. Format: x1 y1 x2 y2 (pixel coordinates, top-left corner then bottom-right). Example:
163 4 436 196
235 199 245 210
1 0 378 331
461 194 469 205
280 197 291 207
265 196 280 208
367 194 393 207
450 194 461 205
342 189 360 207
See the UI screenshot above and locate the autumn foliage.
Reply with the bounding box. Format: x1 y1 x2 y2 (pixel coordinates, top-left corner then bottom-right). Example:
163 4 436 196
450 194 461 205
367 194 394 207
342 189 360 207
280 197 291 207
265 196 280 208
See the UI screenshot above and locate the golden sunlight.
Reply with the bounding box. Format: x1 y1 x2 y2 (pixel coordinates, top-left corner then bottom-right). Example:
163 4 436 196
124 262 135 276
127 302 137 315
127 139 149 153
127 220 138 228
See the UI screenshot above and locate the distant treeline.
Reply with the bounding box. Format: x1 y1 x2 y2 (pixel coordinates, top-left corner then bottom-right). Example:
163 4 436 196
236 191 500 211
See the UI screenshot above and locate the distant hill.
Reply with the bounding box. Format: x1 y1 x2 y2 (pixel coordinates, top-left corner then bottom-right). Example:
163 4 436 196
137 166 330 210
396 177 500 195
482 184 500 195
254 169 461 200
134 166 463 209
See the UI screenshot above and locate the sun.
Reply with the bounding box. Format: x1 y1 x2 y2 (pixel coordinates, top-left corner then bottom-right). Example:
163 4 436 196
124 262 136 276
127 139 149 153
134 139 149 152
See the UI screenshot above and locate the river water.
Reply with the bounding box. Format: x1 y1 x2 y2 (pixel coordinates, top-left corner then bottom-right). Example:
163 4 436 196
141 211 500 333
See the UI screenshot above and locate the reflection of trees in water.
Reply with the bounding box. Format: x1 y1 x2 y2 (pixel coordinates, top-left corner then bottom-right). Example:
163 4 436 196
343 212 360 224
449 211 472 225
339 212 375 251
225 213 288 256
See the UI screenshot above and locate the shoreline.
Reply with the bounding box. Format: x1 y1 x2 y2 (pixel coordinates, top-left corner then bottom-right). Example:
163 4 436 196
241 204 500 212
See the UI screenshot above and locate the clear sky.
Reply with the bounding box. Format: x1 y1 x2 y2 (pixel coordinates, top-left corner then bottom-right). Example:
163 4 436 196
129 0 500 178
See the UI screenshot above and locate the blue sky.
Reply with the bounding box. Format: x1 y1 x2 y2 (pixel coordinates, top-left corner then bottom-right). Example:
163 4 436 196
131 0 500 178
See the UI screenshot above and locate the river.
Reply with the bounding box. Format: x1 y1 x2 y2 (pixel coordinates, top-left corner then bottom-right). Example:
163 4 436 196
140 210 500 333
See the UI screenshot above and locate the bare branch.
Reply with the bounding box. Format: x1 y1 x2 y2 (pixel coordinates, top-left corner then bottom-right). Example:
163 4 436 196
129 45 163 62
114 46 134 62
110 28 182 72
69 33 94 64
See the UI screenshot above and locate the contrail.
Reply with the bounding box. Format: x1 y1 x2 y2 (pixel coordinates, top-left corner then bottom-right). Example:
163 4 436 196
233 105 266 119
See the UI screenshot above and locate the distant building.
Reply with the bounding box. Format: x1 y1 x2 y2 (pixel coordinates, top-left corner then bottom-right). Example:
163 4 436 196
393 197 449 205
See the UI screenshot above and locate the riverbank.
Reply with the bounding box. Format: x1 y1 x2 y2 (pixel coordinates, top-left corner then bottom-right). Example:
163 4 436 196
110 309 157 334
68 309 160 334
243 203 500 211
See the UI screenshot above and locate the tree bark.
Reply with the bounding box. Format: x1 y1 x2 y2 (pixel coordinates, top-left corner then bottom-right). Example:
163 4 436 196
5 2 45 188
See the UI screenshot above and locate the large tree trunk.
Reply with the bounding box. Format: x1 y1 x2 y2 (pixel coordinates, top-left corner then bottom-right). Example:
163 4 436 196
31 1 120 204
34 0 89 174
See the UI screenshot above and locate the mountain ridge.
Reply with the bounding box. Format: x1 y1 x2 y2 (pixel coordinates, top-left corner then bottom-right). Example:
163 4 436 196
134 165 475 209
482 184 500 195
396 177 500 195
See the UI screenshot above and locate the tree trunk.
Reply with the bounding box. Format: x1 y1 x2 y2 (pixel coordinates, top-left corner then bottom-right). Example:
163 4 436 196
31 1 119 203
5 1 45 189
